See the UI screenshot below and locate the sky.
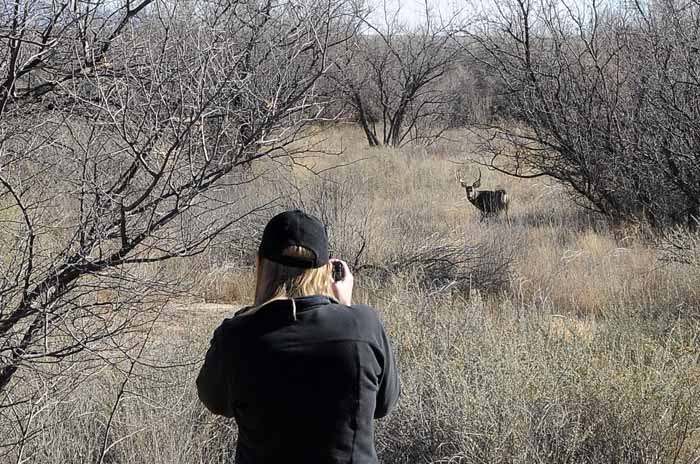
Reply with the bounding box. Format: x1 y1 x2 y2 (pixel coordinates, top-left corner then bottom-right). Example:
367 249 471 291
366 0 469 29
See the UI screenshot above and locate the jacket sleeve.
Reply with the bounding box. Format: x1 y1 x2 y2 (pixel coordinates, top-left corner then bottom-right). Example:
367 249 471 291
373 317 401 418
196 321 235 417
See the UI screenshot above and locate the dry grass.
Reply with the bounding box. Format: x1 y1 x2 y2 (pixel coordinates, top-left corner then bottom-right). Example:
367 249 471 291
3 126 699 463
239 126 699 315
370 278 700 463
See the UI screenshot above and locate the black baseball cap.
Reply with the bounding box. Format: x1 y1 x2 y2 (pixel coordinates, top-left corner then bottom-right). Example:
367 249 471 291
258 210 330 268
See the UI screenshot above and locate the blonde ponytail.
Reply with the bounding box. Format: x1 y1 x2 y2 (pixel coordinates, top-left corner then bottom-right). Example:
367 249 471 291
254 246 334 307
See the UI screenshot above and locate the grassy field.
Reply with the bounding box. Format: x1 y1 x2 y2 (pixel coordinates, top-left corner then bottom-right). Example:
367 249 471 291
4 127 700 463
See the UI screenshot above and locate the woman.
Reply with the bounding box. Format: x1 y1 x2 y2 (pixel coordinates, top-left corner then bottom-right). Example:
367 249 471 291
196 209 400 464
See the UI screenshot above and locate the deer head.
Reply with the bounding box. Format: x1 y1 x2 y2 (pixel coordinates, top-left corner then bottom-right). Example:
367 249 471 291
459 169 481 200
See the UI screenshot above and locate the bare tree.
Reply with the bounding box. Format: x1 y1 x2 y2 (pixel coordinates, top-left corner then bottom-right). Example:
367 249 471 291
331 0 462 147
0 0 357 456
460 0 700 228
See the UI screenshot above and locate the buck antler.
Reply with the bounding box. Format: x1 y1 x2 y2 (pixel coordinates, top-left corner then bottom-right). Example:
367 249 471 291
473 168 482 188
458 167 510 223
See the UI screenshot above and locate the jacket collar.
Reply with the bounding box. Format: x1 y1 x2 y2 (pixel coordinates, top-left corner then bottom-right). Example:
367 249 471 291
287 295 335 309
241 295 337 319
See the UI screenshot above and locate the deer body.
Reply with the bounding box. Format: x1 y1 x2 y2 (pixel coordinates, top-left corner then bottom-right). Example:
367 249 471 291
459 170 510 222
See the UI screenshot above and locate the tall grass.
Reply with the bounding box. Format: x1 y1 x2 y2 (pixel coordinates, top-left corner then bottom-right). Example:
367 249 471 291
372 277 700 463
2 127 699 463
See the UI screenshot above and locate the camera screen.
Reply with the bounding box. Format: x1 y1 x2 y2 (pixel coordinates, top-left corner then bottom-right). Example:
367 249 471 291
332 262 344 281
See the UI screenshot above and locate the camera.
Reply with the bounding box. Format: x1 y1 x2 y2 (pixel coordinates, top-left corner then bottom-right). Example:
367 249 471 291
332 261 345 282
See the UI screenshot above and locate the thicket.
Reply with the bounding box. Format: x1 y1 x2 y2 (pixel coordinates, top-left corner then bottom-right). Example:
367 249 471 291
330 0 700 230
465 0 700 229
0 0 358 457
2 0 700 461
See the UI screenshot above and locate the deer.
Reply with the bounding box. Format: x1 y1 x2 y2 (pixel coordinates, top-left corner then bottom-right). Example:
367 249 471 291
458 169 510 222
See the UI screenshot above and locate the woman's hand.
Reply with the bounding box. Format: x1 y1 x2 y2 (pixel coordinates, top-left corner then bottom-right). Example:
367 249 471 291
330 259 353 306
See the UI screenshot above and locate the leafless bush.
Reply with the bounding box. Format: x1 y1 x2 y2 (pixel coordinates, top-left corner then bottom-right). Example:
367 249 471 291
441 63 498 128
291 175 373 268
359 232 514 296
0 0 359 455
659 227 700 268
329 1 463 147
462 0 700 228
657 227 700 315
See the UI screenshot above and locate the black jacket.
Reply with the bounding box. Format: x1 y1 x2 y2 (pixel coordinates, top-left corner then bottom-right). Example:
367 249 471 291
196 295 401 464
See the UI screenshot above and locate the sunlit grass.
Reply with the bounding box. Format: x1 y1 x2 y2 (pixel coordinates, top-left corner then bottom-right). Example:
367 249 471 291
3 126 699 463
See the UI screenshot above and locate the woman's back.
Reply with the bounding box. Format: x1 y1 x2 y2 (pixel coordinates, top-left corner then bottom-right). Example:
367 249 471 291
196 210 400 463
197 296 400 464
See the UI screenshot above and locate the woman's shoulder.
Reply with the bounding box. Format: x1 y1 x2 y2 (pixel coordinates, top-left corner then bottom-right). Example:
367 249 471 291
347 303 379 317
233 305 256 317
210 305 257 334
334 302 385 331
